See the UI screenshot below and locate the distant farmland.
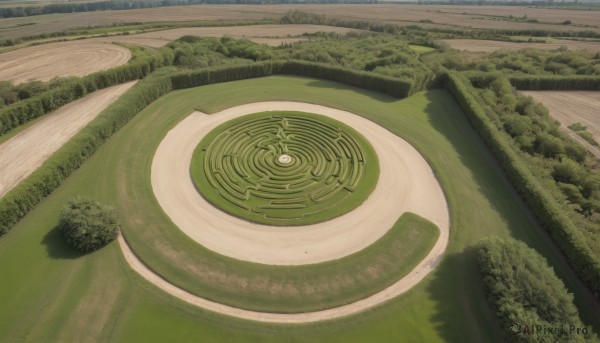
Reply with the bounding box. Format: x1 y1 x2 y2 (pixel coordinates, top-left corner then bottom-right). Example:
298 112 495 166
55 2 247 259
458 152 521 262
1 4 599 39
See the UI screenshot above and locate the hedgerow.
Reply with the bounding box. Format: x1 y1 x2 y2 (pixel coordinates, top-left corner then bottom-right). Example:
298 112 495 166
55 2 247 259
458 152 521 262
445 72 600 297
0 74 172 234
0 45 173 136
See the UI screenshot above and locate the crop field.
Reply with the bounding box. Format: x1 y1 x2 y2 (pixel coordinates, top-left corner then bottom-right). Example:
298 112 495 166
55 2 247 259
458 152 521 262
1 4 599 40
521 91 600 158
440 38 600 52
2 3 600 342
0 41 130 84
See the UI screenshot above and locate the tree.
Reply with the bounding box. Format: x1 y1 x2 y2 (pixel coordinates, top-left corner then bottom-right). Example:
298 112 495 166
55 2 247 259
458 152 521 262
58 197 120 252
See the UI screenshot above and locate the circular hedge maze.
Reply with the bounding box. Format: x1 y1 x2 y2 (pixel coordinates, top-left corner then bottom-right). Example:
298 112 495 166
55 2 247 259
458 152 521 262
190 111 379 225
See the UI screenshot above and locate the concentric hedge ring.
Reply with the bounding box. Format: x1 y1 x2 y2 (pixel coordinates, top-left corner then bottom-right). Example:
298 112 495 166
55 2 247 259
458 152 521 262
191 111 379 225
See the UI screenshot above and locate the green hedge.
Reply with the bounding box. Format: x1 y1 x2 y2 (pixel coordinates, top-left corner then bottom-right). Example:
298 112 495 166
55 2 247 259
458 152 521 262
170 60 420 98
0 46 171 136
478 237 596 342
0 61 430 236
445 72 600 296
0 75 172 234
463 71 600 91
280 61 416 98
508 75 600 91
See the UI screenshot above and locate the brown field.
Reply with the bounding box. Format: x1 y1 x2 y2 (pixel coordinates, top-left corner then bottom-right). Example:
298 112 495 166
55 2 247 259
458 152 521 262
440 38 600 52
522 91 600 158
1 4 599 40
103 24 359 48
0 41 130 84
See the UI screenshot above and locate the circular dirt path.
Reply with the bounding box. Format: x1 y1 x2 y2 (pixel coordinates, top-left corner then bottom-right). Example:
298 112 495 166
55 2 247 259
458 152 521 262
123 102 449 323
119 102 450 324
151 102 449 265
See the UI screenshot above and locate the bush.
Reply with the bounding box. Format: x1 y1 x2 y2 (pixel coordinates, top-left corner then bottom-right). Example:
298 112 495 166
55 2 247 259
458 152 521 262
478 237 596 342
58 197 119 252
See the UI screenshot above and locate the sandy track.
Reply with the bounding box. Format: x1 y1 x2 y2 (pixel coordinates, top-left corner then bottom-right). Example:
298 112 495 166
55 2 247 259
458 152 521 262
0 81 137 198
125 101 450 322
522 91 600 159
440 39 600 52
151 102 449 265
0 41 131 84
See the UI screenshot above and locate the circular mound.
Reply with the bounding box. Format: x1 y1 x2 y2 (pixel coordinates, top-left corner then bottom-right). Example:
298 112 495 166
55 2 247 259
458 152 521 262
191 111 379 226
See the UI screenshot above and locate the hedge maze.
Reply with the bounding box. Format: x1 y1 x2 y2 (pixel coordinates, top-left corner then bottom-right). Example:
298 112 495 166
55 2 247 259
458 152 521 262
192 111 379 225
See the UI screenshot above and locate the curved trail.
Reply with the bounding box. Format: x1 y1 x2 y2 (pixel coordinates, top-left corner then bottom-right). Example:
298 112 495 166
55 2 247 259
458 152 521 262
151 102 449 265
118 102 450 323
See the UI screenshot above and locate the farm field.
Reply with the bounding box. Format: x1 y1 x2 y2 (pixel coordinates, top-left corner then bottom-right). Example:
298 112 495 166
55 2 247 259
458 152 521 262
0 41 130 84
0 81 137 197
0 24 355 85
440 38 600 52
522 91 600 158
104 25 360 48
1 76 599 342
1 4 599 40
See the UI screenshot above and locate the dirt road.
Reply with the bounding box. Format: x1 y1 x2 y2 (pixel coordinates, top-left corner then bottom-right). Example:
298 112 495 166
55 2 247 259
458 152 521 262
0 81 137 197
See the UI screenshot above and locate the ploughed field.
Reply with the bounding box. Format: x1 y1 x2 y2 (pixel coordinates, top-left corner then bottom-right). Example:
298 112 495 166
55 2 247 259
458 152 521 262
1 4 599 39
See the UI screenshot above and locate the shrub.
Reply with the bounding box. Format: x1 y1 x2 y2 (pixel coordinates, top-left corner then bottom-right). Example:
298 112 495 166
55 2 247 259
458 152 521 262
58 197 119 252
552 158 583 184
478 237 596 342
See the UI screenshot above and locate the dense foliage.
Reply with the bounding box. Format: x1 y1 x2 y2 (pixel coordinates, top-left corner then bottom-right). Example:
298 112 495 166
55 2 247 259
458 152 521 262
478 238 596 342
444 73 600 298
424 48 600 76
168 34 435 92
58 197 120 252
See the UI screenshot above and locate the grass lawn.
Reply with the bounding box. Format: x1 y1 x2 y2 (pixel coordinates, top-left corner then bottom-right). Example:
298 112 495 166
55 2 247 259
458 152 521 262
408 44 436 53
0 75 599 342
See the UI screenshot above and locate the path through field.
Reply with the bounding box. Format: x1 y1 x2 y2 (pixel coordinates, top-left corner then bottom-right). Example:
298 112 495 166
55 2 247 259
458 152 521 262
0 81 137 197
522 91 600 158
0 41 131 84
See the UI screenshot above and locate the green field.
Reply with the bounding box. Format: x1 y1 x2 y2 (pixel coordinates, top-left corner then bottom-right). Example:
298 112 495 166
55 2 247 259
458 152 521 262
191 110 379 226
1 75 599 342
